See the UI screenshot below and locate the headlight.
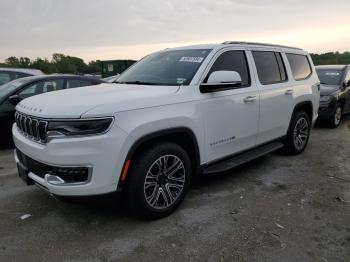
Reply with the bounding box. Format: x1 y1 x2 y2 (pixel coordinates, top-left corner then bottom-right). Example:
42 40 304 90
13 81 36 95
47 118 113 136
320 96 331 102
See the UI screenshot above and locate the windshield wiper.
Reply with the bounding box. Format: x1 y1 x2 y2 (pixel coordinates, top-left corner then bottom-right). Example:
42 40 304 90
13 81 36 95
115 81 158 85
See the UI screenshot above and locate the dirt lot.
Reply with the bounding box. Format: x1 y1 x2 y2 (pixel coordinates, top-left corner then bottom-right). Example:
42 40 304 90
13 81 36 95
0 117 349 262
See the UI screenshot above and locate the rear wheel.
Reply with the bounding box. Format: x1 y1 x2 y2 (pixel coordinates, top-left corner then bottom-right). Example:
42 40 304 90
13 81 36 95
284 111 311 155
329 103 342 128
126 142 191 219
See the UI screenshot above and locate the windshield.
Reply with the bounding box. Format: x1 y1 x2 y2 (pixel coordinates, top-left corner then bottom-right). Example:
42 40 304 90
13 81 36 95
316 69 344 85
0 79 24 99
117 49 211 86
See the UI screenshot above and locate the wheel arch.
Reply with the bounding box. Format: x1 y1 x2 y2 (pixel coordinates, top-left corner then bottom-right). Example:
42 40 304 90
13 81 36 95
286 101 313 135
118 127 201 188
338 98 345 110
292 101 313 123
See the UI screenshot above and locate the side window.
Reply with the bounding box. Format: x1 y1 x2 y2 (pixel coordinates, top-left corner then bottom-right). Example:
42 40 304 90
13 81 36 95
18 79 64 98
252 51 287 85
0 72 11 85
286 53 312 80
205 50 250 86
67 79 94 89
12 72 30 80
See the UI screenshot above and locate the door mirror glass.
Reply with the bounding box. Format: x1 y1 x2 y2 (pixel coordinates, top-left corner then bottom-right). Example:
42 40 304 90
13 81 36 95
201 71 242 93
8 95 22 106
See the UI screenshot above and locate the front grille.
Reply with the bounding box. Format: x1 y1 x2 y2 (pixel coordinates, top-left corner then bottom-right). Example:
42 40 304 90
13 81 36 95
16 149 90 183
15 112 48 142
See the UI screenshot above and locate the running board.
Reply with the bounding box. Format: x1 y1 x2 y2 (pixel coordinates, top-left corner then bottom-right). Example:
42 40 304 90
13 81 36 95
202 142 284 175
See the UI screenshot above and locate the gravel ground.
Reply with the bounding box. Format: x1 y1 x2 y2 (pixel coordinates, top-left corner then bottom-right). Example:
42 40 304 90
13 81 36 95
0 116 349 262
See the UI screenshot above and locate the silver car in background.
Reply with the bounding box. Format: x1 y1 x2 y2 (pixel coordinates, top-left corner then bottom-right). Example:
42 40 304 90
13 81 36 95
0 68 44 86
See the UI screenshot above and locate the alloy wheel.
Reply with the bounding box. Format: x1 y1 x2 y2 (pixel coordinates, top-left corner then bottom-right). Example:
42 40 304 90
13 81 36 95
334 106 342 126
293 117 309 151
144 155 186 209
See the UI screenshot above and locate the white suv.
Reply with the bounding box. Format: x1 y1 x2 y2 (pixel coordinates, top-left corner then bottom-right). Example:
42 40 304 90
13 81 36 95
13 42 320 218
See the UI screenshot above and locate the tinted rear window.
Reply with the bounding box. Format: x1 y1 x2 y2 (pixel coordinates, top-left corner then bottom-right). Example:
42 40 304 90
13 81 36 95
252 51 287 85
286 54 312 80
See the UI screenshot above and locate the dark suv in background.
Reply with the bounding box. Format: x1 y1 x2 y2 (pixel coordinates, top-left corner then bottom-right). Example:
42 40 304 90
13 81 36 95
316 65 350 128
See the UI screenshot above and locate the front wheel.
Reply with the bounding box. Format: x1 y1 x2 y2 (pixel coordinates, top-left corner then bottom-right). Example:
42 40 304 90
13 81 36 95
283 111 311 155
126 142 192 219
329 103 342 129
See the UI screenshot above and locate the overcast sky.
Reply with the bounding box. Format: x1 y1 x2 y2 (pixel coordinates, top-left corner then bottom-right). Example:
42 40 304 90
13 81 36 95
0 0 349 62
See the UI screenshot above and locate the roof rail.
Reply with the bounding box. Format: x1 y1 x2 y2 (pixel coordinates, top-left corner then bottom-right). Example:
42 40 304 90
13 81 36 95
222 41 302 50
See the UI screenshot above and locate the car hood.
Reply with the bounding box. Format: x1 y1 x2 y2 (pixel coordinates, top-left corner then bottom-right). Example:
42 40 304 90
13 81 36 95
16 83 181 118
320 84 340 96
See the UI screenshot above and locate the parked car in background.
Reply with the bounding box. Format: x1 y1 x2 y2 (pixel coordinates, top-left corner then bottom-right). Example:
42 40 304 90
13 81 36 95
102 74 120 83
0 75 103 143
316 65 350 128
83 73 102 79
12 42 320 218
0 68 44 86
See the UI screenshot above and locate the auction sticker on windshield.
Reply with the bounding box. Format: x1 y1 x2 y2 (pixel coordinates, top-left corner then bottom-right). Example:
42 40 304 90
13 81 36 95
179 57 204 63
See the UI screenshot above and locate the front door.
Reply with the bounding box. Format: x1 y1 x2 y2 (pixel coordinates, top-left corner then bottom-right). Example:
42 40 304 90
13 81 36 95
198 49 259 163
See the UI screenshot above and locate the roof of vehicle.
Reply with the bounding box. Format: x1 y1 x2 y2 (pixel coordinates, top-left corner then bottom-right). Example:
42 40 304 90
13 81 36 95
167 41 306 53
315 65 349 70
0 67 44 75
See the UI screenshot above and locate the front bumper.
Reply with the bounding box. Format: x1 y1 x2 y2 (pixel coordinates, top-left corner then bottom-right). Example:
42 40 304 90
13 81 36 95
13 124 129 196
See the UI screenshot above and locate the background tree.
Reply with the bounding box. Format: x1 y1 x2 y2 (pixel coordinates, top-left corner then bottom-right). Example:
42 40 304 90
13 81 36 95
5 57 21 67
310 52 350 65
19 57 31 68
31 58 57 74
86 60 101 74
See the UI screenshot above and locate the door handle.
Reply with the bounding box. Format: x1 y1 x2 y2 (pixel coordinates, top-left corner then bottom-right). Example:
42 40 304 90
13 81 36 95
243 96 257 103
285 89 294 95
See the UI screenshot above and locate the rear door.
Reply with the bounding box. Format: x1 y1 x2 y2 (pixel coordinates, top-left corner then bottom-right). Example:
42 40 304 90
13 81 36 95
250 49 294 145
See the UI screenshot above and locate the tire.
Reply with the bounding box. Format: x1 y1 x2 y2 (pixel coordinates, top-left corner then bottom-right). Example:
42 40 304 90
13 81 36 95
329 103 342 129
283 110 311 155
126 142 192 219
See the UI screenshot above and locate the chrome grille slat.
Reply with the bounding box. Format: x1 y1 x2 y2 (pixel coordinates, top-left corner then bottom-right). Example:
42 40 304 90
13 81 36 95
32 119 39 140
15 112 48 143
20 115 25 132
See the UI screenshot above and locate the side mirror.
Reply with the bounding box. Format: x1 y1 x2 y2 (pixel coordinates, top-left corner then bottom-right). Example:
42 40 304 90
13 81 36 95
8 95 22 106
200 71 242 93
342 80 350 90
